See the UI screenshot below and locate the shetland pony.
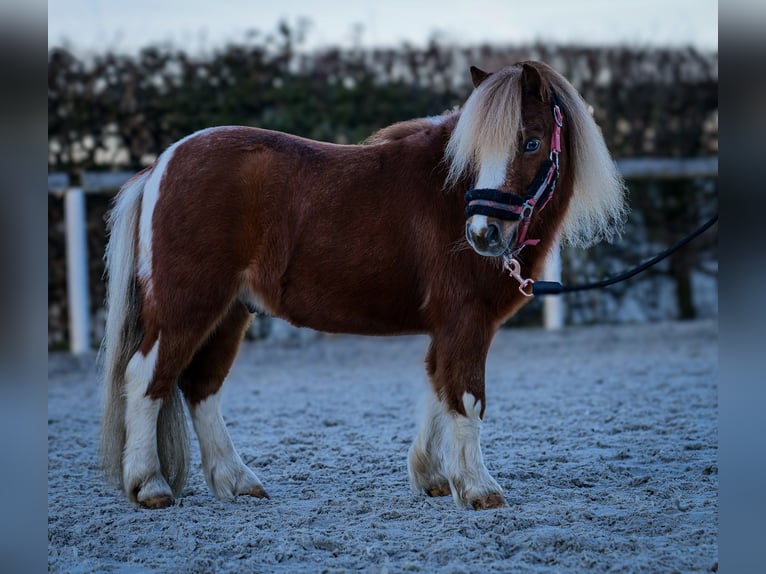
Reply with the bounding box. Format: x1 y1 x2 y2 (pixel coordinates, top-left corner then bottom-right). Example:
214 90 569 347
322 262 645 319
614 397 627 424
101 61 625 510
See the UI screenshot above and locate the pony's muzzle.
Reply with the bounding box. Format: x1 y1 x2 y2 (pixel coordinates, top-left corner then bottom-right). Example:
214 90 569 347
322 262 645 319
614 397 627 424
466 217 507 257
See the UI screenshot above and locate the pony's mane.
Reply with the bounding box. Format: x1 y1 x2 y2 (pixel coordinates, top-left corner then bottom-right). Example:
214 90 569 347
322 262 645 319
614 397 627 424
446 62 627 247
365 112 457 144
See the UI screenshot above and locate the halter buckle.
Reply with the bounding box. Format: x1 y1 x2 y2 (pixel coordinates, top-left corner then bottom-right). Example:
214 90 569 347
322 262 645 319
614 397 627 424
553 105 564 128
520 201 534 220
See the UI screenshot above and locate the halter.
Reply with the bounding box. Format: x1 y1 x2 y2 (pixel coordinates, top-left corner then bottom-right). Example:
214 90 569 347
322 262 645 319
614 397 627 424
465 89 564 255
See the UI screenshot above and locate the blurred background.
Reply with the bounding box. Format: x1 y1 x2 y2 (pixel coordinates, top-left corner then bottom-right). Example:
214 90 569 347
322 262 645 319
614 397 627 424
47 0 718 350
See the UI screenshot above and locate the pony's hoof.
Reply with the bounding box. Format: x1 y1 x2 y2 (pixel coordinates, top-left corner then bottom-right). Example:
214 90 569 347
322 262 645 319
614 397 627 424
139 494 174 509
426 483 452 497
128 473 174 508
470 493 508 510
242 485 269 499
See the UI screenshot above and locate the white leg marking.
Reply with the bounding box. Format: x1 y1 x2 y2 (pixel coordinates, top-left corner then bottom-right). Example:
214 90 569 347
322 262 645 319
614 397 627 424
444 392 503 508
408 389 451 494
189 390 266 500
122 339 172 502
467 152 509 238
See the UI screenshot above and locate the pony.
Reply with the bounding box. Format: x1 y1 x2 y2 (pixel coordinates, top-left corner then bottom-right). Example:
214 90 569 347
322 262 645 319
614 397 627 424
100 61 626 511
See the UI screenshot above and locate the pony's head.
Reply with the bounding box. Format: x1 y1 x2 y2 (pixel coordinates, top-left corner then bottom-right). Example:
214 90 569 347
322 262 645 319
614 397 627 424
446 61 626 258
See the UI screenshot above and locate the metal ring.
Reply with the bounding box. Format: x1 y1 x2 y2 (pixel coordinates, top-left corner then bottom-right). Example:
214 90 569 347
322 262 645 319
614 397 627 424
519 279 534 297
553 105 564 127
520 203 534 220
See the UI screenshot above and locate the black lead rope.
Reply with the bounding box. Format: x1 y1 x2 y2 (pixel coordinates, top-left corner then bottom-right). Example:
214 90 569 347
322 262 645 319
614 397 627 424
530 214 719 296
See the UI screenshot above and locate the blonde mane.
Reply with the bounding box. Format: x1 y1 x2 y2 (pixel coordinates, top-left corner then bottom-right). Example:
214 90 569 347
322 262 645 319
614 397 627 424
446 62 627 247
366 112 457 144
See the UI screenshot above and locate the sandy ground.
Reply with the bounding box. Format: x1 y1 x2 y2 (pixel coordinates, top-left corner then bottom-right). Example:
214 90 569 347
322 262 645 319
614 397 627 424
48 320 718 573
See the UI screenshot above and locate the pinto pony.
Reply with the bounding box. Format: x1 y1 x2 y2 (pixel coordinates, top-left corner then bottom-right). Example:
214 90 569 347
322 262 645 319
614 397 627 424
101 61 625 510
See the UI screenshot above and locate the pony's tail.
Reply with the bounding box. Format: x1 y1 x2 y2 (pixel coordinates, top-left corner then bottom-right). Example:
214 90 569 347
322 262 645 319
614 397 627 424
99 169 190 496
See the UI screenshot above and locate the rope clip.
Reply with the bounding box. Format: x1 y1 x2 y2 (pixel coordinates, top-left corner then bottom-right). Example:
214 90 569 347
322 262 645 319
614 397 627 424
503 257 535 297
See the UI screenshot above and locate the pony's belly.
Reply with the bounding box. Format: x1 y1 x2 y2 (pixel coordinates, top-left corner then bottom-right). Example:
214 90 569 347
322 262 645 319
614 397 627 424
289 313 424 336
272 278 426 336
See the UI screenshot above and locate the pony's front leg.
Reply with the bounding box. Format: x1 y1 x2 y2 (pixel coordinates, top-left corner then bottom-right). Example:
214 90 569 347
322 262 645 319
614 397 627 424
444 391 507 510
408 387 452 497
409 330 507 510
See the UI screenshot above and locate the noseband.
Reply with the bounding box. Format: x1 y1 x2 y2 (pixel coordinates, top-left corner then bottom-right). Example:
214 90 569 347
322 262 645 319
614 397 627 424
465 90 564 254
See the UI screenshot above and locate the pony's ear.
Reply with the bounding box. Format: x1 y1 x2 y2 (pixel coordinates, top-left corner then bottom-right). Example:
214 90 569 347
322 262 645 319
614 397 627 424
470 66 491 88
521 62 546 101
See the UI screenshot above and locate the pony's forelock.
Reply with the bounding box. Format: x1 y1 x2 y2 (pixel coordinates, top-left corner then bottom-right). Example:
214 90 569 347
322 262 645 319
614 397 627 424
445 68 523 188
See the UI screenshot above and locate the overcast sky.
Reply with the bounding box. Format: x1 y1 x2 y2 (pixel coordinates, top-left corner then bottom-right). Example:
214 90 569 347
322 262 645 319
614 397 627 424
48 0 718 55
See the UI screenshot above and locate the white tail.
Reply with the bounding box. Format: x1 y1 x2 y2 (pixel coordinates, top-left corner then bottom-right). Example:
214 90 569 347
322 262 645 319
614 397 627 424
99 169 190 495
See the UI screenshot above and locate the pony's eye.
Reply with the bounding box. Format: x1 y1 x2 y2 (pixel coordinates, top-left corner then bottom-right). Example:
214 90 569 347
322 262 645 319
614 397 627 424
524 139 541 153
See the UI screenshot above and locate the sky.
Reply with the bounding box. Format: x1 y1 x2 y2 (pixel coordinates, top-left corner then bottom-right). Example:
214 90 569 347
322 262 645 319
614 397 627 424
48 0 718 55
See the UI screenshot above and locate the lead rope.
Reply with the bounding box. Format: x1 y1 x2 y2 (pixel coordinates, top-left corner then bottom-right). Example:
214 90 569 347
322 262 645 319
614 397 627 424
503 214 718 297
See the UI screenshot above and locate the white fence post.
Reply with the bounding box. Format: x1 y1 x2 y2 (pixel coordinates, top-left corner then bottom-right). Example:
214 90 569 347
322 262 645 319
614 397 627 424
543 242 564 330
64 187 91 354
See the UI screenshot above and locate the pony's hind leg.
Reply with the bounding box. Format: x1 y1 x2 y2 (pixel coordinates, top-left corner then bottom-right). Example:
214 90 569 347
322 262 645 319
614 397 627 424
123 300 239 508
179 303 269 501
122 338 175 508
